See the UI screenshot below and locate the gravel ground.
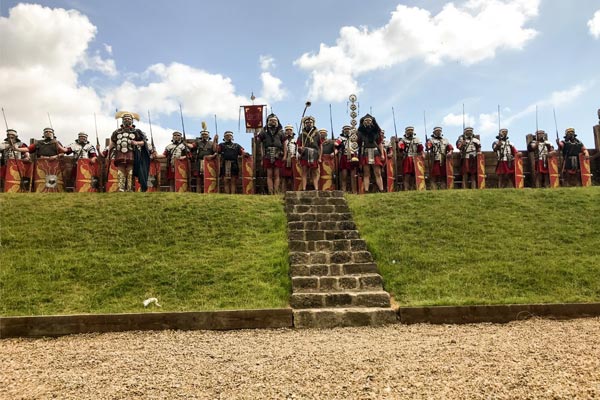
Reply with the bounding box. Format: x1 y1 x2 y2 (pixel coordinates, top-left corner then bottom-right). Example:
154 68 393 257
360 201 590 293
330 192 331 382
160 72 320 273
2 317 599 399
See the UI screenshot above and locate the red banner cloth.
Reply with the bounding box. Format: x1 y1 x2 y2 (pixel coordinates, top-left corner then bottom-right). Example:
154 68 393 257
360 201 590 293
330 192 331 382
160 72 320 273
244 105 264 132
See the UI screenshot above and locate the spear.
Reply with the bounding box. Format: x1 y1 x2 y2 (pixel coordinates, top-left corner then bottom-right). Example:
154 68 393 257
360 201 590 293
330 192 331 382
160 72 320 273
1 107 8 130
391 107 399 190
2 108 25 191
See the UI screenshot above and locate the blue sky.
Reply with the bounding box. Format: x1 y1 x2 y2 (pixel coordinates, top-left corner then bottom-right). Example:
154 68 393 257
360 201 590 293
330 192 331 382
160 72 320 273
1 0 599 153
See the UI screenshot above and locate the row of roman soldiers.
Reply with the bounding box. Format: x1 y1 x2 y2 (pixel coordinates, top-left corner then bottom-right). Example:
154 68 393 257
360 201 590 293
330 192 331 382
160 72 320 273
0 112 595 193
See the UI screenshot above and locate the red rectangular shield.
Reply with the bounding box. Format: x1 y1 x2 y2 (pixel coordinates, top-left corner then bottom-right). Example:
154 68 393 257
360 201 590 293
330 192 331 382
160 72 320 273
548 153 560 189
319 154 335 191
580 153 592 187
386 155 395 192
513 153 524 189
174 158 190 192
477 153 486 189
74 158 100 192
446 155 455 190
203 157 219 193
105 160 118 192
242 155 254 194
34 159 64 192
3 159 33 192
414 155 426 191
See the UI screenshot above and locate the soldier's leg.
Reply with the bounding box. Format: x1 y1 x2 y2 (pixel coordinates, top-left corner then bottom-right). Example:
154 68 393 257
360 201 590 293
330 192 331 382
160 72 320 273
363 165 371 192
462 173 469 189
231 177 238 194
311 167 319 190
301 167 308 191
266 168 274 194
374 165 384 191
117 167 126 192
274 168 281 194
340 169 348 192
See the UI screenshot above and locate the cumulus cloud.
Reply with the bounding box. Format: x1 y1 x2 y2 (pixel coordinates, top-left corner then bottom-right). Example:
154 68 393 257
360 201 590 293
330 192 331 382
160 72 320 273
442 113 476 128
0 3 259 149
260 72 287 102
588 10 600 38
259 55 275 70
295 0 540 101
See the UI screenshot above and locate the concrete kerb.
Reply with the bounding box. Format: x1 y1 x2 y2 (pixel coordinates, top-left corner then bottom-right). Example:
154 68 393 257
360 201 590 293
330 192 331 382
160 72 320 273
2 303 600 338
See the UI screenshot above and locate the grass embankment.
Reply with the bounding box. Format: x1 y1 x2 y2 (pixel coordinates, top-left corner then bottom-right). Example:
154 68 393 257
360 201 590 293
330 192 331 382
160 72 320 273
348 187 600 306
0 194 290 316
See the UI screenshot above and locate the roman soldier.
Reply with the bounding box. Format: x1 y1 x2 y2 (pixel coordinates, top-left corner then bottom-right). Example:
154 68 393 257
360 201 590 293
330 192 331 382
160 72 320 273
107 111 150 192
397 126 423 191
426 127 453 190
188 128 217 192
257 113 285 194
358 114 385 193
1 129 30 190
335 125 359 193
66 132 98 163
281 125 297 192
320 129 336 156
155 131 190 191
297 116 322 191
456 127 481 189
556 127 589 187
492 128 518 188
25 127 68 158
215 131 246 194
527 130 554 188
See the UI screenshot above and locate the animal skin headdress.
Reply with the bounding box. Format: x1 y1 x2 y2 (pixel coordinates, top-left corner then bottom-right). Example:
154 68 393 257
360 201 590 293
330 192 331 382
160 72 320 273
115 111 140 121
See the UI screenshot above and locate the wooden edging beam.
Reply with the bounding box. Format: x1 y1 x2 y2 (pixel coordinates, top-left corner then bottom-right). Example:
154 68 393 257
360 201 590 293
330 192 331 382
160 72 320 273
2 303 600 338
397 302 600 324
0 308 293 339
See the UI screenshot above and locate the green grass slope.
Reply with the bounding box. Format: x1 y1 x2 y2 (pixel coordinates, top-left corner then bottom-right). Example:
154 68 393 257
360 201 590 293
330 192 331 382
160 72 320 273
347 187 600 306
0 193 290 316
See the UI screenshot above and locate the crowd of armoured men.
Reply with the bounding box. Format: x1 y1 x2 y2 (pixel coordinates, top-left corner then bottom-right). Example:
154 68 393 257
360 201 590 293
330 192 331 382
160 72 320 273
0 108 595 193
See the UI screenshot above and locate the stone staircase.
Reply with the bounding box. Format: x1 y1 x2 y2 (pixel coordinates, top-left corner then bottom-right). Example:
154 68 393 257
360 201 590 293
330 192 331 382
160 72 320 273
285 190 397 328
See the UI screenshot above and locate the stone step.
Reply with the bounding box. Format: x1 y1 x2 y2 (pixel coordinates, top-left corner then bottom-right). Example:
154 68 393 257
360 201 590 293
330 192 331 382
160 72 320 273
289 251 373 266
286 212 353 222
293 307 398 329
287 220 357 232
285 190 344 200
292 273 384 293
285 204 350 214
288 230 360 241
288 238 367 253
290 262 379 277
285 197 348 207
290 291 391 309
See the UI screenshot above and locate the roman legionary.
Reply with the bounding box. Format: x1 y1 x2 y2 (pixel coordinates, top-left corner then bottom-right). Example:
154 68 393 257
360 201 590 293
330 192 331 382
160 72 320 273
188 128 217 192
281 125 297 192
66 132 98 183
107 111 150 192
456 127 481 189
215 131 246 194
1 129 31 189
320 129 336 156
257 113 285 194
335 125 359 193
297 116 322 191
556 127 589 187
155 131 190 191
492 128 518 188
528 130 554 188
397 126 423 191
426 126 453 190
25 127 68 158
358 114 385 193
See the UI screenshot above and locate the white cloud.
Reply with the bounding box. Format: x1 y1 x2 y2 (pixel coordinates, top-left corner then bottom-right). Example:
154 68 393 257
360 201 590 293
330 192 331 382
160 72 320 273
260 72 287 102
505 84 588 125
478 112 500 135
442 112 476 127
259 55 275 71
0 3 257 150
588 10 600 38
295 0 540 101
